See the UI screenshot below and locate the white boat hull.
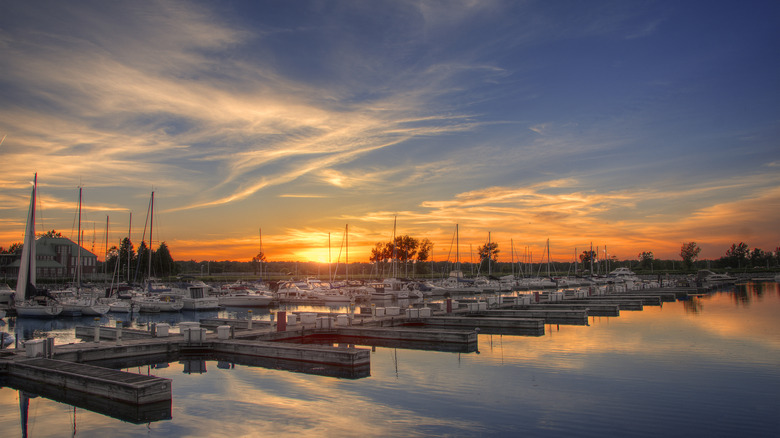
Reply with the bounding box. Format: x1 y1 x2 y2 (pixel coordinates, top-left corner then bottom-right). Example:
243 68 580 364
60 301 110 316
183 297 220 310
218 295 273 307
15 302 63 318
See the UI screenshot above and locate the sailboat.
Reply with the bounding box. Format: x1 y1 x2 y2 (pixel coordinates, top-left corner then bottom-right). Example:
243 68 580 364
51 187 110 316
131 191 183 313
15 174 64 318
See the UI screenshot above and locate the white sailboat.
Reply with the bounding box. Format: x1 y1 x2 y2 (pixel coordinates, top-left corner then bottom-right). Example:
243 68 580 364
54 187 109 316
131 191 183 313
15 174 64 318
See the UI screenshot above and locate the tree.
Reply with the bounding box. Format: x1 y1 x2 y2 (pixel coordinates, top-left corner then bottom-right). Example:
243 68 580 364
417 238 433 262
0 242 23 254
638 251 654 270
680 242 701 270
153 242 175 277
8 242 23 254
415 238 434 275
41 229 63 238
478 242 500 264
393 235 419 277
369 242 387 263
749 248 768 268
725 242 749 268
111 237 136 281
135 241 150 281
579 250 596 264
252 250 267 275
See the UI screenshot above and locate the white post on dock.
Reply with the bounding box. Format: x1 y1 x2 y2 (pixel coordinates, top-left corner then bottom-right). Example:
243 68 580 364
247 310 253 329
116 321 122 345
94 317 101 343
371 303 376 321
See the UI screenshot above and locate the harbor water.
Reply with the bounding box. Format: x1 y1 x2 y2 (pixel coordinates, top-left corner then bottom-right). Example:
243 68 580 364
1 282 779 437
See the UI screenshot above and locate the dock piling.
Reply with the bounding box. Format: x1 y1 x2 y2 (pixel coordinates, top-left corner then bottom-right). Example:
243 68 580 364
116 321 123 345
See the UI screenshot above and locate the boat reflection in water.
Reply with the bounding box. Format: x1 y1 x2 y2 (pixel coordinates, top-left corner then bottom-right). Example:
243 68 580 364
0 284 778 437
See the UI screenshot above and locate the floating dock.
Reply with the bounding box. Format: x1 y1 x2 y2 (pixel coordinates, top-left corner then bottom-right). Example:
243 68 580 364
7 357 171 404
423 316 545 336
514 303 620 317
1 282 703 425
477 309 589 325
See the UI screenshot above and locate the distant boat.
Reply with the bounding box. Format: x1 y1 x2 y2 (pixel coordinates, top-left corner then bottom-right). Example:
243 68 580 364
169 282 220 310
607 267 641 283
47 187 109 317
50 289 110 316
218 289 274 307
15 174 63 318
697 270 737 284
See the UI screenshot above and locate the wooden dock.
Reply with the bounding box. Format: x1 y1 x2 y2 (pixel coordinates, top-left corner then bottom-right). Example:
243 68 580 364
210 339 370 368
514 303 620 317
478 309 589 325
0 282 699 424
559 299 644 310
7 357 171 404
423 316 545 336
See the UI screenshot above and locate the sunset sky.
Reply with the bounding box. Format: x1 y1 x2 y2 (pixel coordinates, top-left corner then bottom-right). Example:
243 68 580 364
1 0 778 264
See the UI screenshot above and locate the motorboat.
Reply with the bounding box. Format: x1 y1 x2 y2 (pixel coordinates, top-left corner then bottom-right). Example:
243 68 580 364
169 282 220 310
697 270 737 284
309 288 353 303
132 293 184 313
607 268 641 283
218 289 274 307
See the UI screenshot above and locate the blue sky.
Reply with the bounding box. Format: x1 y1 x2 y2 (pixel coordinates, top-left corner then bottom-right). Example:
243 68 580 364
1 0 778 262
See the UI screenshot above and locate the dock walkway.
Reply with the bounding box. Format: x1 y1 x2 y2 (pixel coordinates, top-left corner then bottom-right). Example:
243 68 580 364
7 357 171 404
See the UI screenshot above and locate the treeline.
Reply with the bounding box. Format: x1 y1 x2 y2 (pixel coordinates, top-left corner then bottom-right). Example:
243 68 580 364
95 238 780 280
104 237 176 281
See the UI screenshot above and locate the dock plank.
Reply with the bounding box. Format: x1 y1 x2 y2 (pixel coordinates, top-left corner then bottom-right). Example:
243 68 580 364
9 358 171 404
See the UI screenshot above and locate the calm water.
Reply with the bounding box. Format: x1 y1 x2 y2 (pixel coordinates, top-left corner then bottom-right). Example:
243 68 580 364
1 283 779 437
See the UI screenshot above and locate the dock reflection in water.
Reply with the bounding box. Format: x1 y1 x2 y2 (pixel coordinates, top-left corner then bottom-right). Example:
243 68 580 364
0 285 778 437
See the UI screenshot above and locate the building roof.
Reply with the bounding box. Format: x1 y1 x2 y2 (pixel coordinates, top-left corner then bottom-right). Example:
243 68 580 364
4 235 97 268
37 235 98 258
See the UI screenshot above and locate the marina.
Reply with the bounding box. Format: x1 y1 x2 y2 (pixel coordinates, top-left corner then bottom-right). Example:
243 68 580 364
1 279 779 436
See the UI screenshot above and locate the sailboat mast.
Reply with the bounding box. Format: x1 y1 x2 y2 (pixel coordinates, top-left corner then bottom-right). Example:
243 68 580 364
546 238 550 277
77 187 82 289
511 238 514 278
456 224 459 271
487 232 491 276
258 227 264 279
104 216 109 278
147 191 154 287
345 224 349 281
392 216 397 278
127 212 132 283
590 242 594 277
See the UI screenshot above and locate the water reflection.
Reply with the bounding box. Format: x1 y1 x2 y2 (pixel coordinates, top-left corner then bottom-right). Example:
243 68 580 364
1 286 779 437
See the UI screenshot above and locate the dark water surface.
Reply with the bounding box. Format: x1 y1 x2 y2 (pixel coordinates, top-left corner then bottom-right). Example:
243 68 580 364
1 283 779 437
